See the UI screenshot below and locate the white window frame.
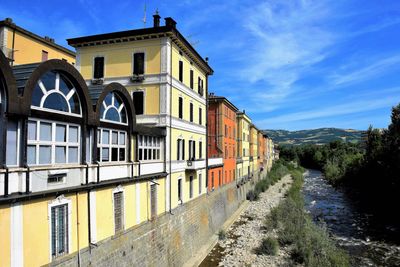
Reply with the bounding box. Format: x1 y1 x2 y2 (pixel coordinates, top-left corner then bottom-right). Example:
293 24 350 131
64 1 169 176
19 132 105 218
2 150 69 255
31 72 82 117
97 128 127 163
132 50 147 75
178 96 184 119
178 176 183 203
198 173 202 195
27 119 81 166
48 195 72 261
177 138 184 161
6 120 21 167
189 175 194 199
138 135 162 162
100 92 128 125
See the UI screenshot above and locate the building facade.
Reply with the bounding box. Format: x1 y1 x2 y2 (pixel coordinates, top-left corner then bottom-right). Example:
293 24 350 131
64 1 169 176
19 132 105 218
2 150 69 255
207 94 238 190
0 18 75 65
236 111 251 183
67 14 213 210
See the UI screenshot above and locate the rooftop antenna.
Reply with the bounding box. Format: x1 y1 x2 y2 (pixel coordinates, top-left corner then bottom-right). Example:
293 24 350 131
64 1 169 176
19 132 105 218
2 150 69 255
143 1 147 27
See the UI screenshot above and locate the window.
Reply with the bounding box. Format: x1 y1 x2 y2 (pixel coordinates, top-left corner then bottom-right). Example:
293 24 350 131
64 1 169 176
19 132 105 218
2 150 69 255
150 184 157 219
42 50 48 62
190 70 194 89
198 77 204 96
189 103 193 122
113 191 124 233
100 92 127 124
211 172 214 189
225 125 227 137
94 57 104 79
133 91 144 115
6 120 19 166
199 108 202 125
178 178 182 201
31 71 81 115
189 176 193 198
51 204 68 258
219 170 222 185
97 128 126 162
133 52 145 75
27 120 80 165
177 139 185 160
189 140 196 160
178 97 183 119
199 141 202 159
138 135 162 161
199 173 202 194
179 60 183 82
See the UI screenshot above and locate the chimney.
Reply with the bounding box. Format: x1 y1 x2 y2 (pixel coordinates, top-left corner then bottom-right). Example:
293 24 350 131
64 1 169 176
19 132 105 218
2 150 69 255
153 10 161 28
165 17 177 29
5 18 13 24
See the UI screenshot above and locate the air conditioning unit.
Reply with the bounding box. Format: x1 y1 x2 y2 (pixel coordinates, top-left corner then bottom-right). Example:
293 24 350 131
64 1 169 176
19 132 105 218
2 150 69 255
131 74 145 82
91 78 104 85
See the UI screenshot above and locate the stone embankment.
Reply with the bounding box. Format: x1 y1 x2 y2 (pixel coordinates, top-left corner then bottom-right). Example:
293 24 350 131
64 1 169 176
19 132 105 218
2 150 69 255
201 174 294 267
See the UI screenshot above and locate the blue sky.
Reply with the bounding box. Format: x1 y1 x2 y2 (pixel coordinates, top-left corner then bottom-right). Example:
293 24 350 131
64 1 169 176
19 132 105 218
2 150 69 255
2 0 400 130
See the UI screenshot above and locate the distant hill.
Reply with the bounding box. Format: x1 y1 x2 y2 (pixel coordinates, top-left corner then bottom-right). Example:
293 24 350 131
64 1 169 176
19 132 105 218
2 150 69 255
263 128 364 146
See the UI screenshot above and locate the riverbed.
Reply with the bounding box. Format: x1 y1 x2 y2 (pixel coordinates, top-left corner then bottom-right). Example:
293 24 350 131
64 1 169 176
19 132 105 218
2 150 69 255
303 169 400 267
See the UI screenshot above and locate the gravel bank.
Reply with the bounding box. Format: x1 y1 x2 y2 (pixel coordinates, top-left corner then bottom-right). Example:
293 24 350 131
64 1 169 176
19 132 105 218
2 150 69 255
202 174 294 267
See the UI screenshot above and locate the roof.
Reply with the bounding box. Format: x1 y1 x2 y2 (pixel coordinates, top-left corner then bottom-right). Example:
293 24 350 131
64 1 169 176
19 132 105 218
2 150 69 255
208 94 239 112
0 19 76 57
12 62 41 95
67 18 213 75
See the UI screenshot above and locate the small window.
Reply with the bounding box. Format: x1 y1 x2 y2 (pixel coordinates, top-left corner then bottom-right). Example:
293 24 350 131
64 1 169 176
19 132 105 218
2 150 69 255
93 57 104 79
198 174 202 195
199 141 202 159
51 204 68 258
178 97 183 119
189 103 193 122
133 52 145 75
211 172 214 189
179 60 183 82
42 50 48 62
133 91 144 115
190 70 194 89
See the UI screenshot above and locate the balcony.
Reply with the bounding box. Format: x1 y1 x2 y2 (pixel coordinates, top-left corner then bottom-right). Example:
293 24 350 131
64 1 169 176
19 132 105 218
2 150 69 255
208 157 223 168
186 159 206 170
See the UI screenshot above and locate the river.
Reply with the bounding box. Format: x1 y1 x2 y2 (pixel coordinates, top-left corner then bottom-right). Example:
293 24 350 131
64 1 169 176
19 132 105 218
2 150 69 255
303 170 400 267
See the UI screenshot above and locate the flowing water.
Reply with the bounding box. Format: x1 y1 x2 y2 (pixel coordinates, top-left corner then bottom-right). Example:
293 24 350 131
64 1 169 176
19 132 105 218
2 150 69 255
303 170 400 267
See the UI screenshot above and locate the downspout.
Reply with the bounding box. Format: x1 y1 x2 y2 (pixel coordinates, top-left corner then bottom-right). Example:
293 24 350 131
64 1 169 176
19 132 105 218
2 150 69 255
169 39 173 214
76 192 81 267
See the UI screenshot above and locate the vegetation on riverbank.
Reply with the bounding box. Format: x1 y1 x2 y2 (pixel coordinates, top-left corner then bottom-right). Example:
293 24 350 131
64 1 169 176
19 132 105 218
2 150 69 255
246 160 289 201
264 167 350 267
279 103 400 223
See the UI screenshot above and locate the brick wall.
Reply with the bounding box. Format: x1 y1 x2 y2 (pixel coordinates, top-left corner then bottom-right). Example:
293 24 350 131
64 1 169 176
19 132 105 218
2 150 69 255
54 174 259 267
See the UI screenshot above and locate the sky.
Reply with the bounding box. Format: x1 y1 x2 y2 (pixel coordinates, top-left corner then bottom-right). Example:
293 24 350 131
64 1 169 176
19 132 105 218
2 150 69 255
2 0 400 130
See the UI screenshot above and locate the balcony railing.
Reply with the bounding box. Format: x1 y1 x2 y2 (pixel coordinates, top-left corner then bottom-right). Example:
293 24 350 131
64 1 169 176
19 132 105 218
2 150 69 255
186 159 206 170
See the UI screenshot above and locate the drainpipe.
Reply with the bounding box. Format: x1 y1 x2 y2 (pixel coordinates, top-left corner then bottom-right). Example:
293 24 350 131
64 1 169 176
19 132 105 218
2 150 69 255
76 192 81 267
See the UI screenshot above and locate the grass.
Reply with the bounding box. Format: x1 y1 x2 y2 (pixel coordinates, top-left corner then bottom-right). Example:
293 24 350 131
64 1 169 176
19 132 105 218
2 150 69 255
247 160 289 201
255 237 279 255
264 163 350 267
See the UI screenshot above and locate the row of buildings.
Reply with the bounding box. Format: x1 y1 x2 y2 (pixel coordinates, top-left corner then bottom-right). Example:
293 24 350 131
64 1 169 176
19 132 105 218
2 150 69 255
0 15 277 267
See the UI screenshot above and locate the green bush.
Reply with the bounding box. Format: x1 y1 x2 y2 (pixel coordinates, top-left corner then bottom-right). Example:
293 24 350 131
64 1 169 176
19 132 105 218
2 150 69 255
246 190 258 201
256 237 279 255
218 230 226 240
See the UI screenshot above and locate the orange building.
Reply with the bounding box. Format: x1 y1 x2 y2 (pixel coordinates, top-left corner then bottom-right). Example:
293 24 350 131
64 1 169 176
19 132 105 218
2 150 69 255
207 94 238 190
258 131 266 173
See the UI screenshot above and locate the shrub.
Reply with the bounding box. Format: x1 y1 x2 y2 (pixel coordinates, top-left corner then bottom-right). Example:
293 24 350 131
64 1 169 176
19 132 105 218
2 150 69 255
218 230 226 240
256 237 279 255
246 190 258 201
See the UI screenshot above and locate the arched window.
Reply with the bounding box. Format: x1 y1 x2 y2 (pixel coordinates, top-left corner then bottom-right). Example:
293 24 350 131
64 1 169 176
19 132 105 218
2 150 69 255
97 92 128 163
100 92 127 124
27 71 83 165
31 71 81 115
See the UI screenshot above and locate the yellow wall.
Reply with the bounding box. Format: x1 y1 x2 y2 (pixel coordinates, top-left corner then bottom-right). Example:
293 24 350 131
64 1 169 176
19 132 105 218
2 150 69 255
127 84 160 115
171 87 206 123
171 43 207 90
7 29 75 65
0 205 10 267
171 128 206 161
78 39 161 79
170 169 206 209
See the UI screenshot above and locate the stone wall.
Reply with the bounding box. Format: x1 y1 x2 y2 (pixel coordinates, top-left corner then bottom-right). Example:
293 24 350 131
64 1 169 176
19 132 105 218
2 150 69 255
54 172 262 267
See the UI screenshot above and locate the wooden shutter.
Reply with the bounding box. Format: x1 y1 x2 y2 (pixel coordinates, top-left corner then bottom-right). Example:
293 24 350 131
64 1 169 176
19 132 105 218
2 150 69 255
150 184 157 219
114 192 123 232
134 53 145 75
190 70 194 89
51 204 68 258
133 91 144 115
94 57 104 78
179 61 183 82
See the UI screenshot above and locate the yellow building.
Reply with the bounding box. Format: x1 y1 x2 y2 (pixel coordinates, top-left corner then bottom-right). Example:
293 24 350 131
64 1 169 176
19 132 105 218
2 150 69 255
0 18 75 65
68 14 213 211
249 124 259 176
236 111 251 182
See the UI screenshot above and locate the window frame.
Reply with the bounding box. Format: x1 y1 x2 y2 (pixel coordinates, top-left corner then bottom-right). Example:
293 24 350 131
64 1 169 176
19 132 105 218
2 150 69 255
97 128 127 163
132 90 145 115
112 187 125 234
178 97 183 119
100 92 128 125
189 175 194 199
6 120 21 167
138 135 162 162
189 102 193 122
179 60 183 82
132 51 146 75
27 119 81 166
93 56 105 79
